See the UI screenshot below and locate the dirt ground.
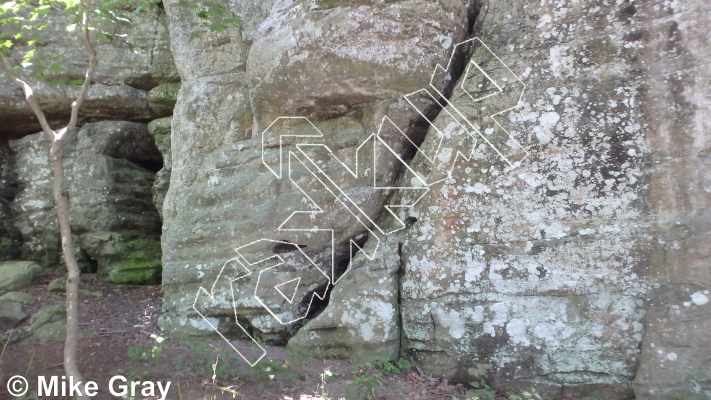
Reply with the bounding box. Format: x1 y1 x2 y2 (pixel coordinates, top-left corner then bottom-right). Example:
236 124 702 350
0 269 482 400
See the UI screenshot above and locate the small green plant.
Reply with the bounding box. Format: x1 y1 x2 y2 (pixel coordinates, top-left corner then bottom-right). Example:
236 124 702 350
346 363 384 400
186 340 213 376
373 358 412 376
507 387 543 400
127 344 148 363
316 368 333 399
175 0 243 41
250 356 297 387
453 380 497 400
127 334 166 366
122 379 137 400
203 355 240 400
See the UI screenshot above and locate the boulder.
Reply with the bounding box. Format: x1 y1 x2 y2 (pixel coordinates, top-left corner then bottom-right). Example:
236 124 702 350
30 305 66 329
26 322 94 342
68 121 163 236
10 122 163 282
0 300 27 330
26 304 95 342
381 0 711 398
47 277 66 293
80 231 161 284
0 261 42 295
0 291 34 305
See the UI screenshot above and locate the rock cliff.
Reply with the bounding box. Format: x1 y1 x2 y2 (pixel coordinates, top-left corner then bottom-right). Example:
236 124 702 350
0 1 708 398
0 5 177 283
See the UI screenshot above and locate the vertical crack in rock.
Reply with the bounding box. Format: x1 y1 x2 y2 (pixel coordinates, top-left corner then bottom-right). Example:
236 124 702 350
0 140 23 261
286 0 485 360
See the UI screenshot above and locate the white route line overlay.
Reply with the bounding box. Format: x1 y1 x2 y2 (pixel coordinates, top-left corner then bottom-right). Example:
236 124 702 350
192 37 528 366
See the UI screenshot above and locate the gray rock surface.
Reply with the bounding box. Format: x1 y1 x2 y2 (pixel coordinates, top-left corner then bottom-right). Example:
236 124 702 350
147 117 173 220
158 0 705 398
0 0 707 397
0 291 34 305
0 140 21 261
634 286 711 399
159 0 477 342
0 5 179 140
47 277 66 293
0 261 42 295
30 304 66 328
9 122 163 282
9 133 66 266
288 233 402 362
147 83 180 117
0 300 27 330
383 1 709 399
68 121 162 236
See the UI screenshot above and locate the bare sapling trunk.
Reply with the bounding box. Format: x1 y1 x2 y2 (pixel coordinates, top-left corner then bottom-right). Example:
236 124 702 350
0 2 96 398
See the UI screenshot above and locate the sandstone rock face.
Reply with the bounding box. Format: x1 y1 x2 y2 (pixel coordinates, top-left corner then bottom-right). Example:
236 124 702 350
153 1 706 399
0 300 26 330
9 134 63 266
0 3 178 273
288 232 402 361
9 122 163 283
147 117 173 220
0 261 42 295
385 1 707 399
147 83 181 117
0 291 34 305
159 0 478 342
0 0 702 397
0 5 178 140
0 140 21 261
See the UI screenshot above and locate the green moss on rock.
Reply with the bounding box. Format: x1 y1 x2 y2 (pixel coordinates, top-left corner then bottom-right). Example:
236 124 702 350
80 230 162 285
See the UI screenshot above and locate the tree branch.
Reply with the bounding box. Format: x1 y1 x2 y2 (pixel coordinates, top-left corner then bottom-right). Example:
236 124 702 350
0 51 56 139
63 0 97 140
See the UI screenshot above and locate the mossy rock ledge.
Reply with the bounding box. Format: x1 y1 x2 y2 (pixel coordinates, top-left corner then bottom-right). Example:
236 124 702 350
79 231 162 285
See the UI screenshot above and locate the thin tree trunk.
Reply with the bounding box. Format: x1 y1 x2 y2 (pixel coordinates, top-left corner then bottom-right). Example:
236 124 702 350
0 2 96 397
50 138 86 396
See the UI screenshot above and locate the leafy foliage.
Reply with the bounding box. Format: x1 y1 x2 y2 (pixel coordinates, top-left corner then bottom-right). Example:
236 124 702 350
345 362 386 400
506 387 543 400
175 0 243 42
460 380 497 400
373 358 412 376
0 0 160 86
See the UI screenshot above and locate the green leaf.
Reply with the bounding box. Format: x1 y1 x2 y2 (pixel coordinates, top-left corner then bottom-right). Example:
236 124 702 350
48 62 63 72
176 0 198 9
208 22 226 32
